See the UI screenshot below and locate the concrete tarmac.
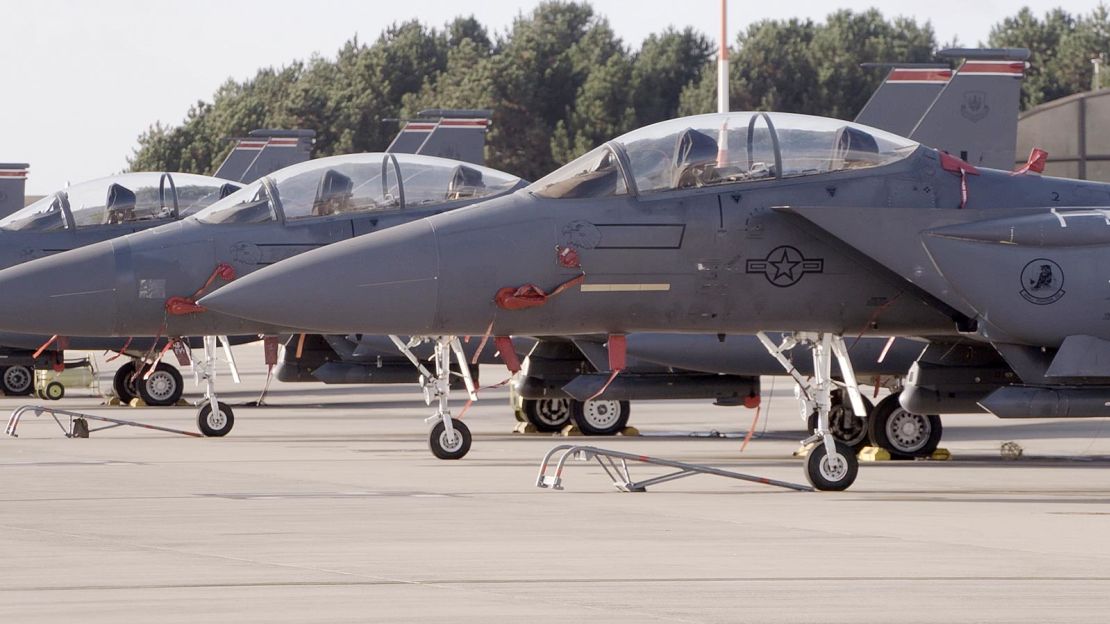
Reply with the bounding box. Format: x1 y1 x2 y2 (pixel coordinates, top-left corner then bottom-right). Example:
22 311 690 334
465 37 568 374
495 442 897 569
2 348 1110 622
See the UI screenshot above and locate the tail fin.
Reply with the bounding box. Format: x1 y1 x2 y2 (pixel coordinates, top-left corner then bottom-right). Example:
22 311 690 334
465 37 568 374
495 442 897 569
213 129 315 183
909 48 1030 170
854 64 952 136
0 163 28 218
386 109 492 165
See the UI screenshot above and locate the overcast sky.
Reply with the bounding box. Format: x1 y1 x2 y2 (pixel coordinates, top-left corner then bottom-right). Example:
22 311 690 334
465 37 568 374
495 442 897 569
2 0 1105 194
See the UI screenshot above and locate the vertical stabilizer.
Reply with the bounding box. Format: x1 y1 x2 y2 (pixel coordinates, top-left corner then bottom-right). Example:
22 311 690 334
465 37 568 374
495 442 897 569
0 163 28 218
909 48 1030 170
387 109 493 165
213 129 315 183
854 65 951 136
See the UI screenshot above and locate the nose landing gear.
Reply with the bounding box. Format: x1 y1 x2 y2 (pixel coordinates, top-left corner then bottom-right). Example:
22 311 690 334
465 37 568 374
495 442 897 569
757 332 865 491
390 335 478 460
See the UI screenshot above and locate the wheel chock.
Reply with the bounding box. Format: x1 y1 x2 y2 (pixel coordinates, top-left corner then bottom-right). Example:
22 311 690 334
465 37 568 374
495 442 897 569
512 421 538 434
929 448 951 461
105 397 123 406
175 399 190 406
858 446 891 462
128 398 148 408
559 424 583 437
621 426 640 436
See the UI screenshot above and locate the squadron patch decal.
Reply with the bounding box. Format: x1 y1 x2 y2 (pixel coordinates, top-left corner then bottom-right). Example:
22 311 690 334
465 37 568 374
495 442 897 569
1019 258 1065 305
746 246 824 287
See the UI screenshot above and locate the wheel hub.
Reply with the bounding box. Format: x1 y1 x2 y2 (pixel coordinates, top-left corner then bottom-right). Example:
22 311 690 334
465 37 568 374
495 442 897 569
818 451 848 482
207 409 226 430
583 400 620 428
887 410 929 452
829 405 864 441
439 429 464 452
5 367 30 392
535 399 570 426
146 372 176 400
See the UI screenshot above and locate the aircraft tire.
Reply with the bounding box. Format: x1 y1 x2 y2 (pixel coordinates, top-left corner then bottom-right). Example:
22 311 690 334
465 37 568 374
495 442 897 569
570 399 630 436
429 418 471 460
523 398 572 432
807 390 873 451
867 393 942 459
137 363 184 407
112 362 139 403
45 382 65 401
805 439 859 491
197 401 235 437
0 365 34 396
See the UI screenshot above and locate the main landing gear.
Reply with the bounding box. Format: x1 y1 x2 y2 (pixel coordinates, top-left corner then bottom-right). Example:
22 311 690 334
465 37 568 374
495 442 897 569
390 335 477 459
757 332 865 491
518 396 632 436
867 392 943 459
0 365 34 396
112 360 185 407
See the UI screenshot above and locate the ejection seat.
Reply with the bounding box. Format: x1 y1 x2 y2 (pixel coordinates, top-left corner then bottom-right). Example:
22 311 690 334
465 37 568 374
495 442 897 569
671 128 721 189
105 183 137 225
446 165 486 200
831 126 881 170
312 170 354 216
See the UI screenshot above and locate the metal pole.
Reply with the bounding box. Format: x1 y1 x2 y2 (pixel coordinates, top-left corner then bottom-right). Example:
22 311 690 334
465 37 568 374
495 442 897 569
717 0 729 114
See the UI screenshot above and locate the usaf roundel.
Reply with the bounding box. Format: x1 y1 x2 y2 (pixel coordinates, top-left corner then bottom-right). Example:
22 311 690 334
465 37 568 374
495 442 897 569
746 246 824 287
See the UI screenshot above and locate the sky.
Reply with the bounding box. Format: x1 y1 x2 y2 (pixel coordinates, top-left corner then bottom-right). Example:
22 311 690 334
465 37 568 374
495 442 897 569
2 0 1106 194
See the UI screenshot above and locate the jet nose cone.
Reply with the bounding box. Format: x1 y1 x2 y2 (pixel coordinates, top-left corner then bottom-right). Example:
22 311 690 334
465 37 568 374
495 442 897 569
0 241 119 335
200 219 440 334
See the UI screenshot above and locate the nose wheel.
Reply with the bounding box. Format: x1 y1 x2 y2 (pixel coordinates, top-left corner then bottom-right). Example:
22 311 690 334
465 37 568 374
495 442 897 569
391 335 478 460
805 439 858 491
429 418 471 459
197 401 235 437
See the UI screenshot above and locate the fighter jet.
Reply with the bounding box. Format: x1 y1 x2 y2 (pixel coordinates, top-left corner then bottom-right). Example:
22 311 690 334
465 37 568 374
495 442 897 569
277 49 1025 458
189 108 1110 490
0 129 314 402
0 151 524 435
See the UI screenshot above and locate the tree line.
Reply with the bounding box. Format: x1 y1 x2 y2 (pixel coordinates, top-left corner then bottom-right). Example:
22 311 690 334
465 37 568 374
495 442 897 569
128 2 1110 182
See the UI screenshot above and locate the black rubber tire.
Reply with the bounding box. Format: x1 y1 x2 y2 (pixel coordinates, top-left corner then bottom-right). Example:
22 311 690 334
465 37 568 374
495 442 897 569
807 391 873 451
197 401 235 437
570 399 631 436
136 363 184 407
112 362 138 403
867 393 943 459
429 418 471 460
45 382 64 400
0 365 34 396
805 439 859 491
523 398 572 432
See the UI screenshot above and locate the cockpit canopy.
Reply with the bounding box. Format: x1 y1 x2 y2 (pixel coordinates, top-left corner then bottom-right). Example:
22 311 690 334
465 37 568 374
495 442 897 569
529 112 920 199
194 153 522 225
0 172 236 233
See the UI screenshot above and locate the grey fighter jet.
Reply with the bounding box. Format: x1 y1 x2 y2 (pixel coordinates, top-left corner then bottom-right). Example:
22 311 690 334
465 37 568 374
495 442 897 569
191 110 1110 490
277 49 1026 455
0 129 315 402
0 171 238 398
0 152 524 435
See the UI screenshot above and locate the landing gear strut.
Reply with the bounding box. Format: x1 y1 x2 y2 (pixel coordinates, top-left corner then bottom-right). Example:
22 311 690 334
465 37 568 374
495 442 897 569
757 332 863 491
195 336 234 437
390 335 477 460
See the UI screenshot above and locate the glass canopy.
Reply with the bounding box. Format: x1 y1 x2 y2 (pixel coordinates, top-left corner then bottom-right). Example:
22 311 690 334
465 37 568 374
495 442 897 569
195 153 521 225
529 112 921 198
1 172 235 232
